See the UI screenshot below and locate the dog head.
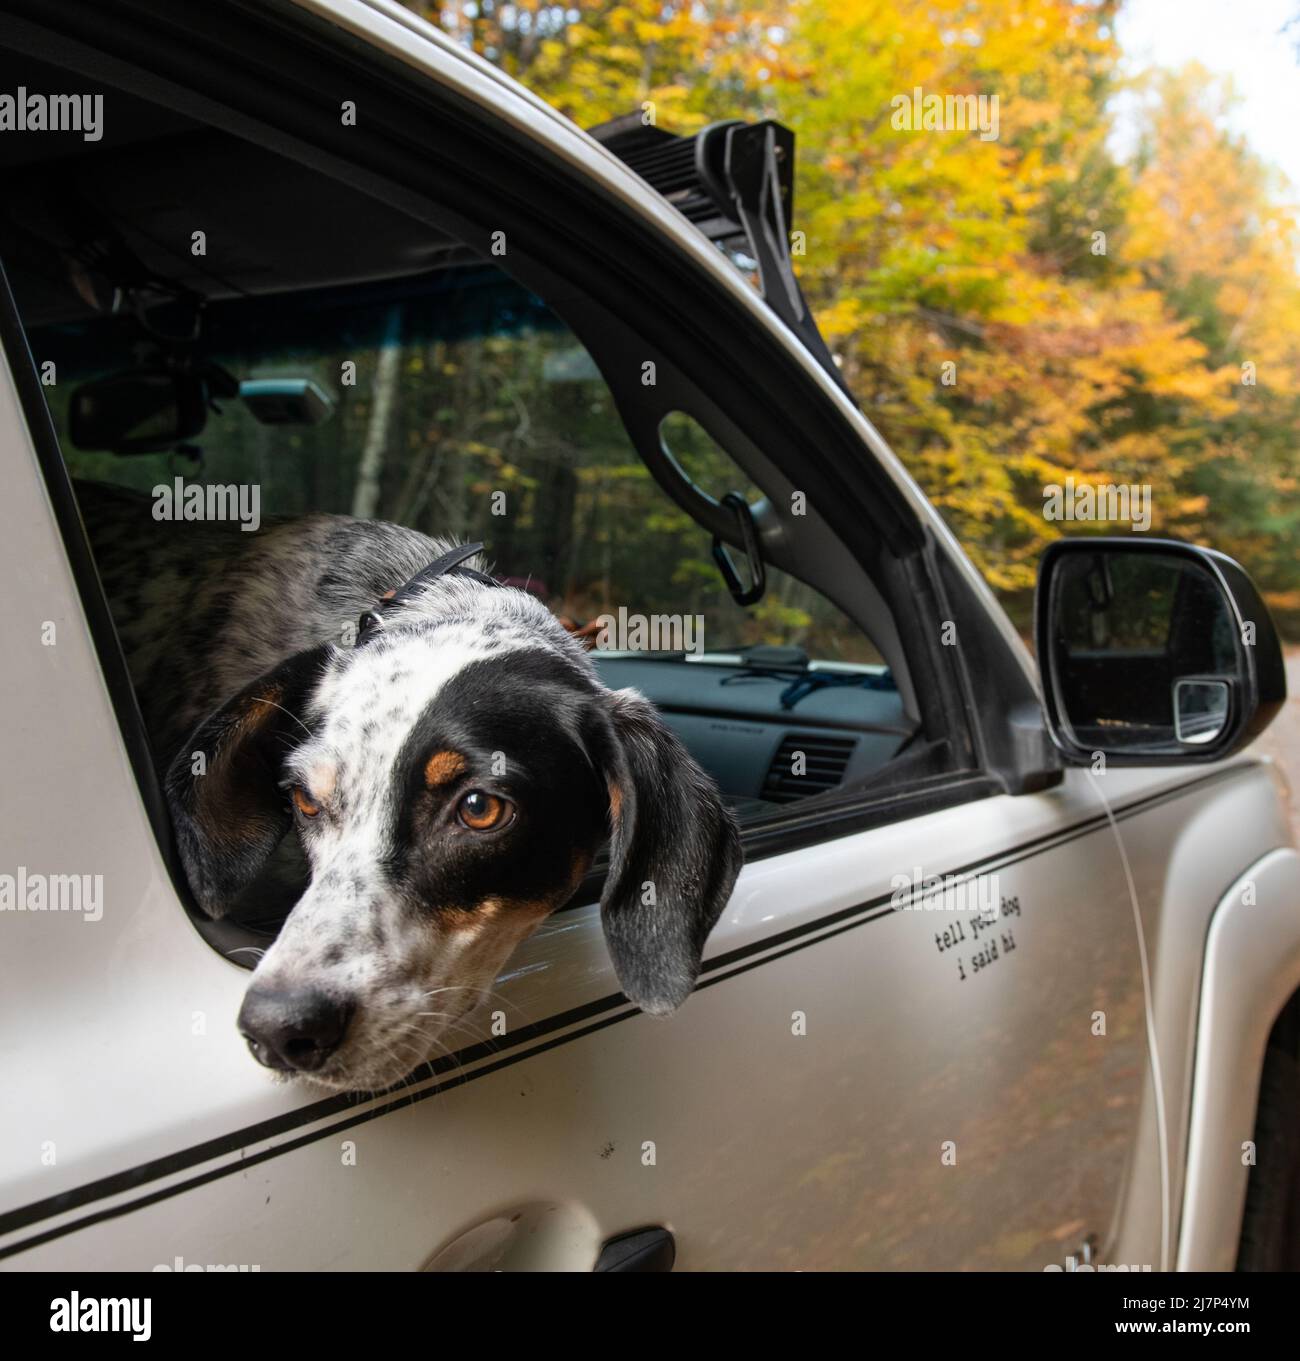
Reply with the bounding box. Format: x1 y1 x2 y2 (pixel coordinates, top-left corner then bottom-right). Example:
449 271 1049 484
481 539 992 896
166 578 741 1091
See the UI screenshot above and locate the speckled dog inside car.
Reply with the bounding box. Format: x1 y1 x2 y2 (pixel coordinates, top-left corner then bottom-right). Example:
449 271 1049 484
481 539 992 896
81 480 741 1092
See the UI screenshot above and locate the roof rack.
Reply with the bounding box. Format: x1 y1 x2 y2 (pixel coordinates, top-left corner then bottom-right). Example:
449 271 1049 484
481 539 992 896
588 113 848 394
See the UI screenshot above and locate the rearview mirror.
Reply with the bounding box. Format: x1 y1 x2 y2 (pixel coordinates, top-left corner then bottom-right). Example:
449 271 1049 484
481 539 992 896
69 369 208 454
1035 538 1285 764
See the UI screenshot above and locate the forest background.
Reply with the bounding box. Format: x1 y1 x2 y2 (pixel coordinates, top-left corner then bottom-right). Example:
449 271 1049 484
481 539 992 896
403 0 1300 637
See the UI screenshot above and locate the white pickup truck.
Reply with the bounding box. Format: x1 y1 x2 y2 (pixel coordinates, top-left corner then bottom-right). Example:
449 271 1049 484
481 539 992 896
0 0 1296 1273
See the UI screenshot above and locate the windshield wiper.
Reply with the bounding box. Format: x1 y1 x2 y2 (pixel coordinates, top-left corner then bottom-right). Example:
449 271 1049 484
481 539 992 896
721 650 897 709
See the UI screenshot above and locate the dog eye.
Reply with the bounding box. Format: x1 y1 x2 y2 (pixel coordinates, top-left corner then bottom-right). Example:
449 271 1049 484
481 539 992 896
292 785 321 819
456 790 512 831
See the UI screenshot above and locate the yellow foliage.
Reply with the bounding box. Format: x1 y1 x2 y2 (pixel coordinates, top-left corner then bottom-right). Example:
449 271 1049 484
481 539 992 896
407 0 1300 628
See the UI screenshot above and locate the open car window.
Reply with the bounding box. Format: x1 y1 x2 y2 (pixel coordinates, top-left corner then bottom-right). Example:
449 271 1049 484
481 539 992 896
21 252 916 818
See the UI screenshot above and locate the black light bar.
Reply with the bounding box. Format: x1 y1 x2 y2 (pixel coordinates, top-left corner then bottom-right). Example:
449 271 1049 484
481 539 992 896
588 112 847 394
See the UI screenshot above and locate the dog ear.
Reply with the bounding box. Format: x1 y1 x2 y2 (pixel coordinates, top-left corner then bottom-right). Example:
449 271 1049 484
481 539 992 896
593 688 742 1015
165 645 333 918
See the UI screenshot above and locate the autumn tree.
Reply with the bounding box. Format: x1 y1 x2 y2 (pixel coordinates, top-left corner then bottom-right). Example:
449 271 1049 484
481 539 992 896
410 0 1300 633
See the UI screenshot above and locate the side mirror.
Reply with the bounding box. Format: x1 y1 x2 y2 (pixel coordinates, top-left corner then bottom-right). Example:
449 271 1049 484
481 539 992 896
69 369 208 454
1035 538 1285 764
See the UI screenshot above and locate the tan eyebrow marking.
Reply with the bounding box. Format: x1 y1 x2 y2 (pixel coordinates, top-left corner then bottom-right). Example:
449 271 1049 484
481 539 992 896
424 749 468 788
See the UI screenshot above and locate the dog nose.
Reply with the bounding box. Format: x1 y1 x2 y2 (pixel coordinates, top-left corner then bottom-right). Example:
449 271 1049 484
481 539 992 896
238 987 353 1073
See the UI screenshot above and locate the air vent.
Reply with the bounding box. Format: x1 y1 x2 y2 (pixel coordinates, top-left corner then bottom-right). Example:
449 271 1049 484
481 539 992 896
762 733 857 804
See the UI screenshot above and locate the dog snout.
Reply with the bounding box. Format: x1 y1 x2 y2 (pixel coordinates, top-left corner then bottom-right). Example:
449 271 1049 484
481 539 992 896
238 986 354 1073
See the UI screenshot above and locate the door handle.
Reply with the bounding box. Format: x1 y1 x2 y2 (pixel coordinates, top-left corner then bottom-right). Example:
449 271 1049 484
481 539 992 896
595 1227 676 1272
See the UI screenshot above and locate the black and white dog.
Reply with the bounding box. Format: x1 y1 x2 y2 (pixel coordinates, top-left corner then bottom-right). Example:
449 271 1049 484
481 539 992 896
80 482 741 1091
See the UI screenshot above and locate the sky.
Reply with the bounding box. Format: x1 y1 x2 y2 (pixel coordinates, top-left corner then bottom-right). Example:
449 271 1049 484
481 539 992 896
1113 0 1300 199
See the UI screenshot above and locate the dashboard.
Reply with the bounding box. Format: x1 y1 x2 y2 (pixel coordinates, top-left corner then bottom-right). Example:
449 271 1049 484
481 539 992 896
590 653 916 815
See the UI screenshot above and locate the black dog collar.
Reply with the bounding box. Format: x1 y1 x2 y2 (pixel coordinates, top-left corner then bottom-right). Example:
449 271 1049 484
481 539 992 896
355 541 497 645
